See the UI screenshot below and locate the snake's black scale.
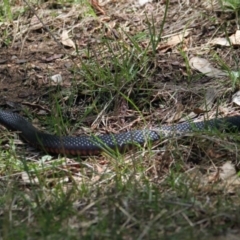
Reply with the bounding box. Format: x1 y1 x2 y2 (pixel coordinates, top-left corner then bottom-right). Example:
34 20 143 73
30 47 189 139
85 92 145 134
0 109 240 155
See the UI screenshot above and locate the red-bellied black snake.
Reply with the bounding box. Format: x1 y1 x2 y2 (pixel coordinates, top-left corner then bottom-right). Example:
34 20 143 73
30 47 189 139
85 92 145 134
0 109 239 155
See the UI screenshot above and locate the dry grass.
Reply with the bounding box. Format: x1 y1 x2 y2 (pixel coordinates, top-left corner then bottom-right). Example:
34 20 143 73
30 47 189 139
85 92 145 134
0 0 240 239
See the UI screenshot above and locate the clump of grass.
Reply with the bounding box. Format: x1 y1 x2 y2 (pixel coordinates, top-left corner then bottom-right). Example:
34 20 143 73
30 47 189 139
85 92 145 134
219 0 240 27
1 0 12 21
220 0 240 11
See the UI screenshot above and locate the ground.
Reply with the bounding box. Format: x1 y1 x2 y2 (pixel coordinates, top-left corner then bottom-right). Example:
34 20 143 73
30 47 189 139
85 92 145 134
1 0 240 239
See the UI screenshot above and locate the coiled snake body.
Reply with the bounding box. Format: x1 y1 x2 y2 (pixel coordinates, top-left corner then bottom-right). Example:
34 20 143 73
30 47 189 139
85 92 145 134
0 109 240 155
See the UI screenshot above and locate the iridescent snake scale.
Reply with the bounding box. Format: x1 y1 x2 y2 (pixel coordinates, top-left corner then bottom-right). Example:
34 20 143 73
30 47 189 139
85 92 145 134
0 109 240 155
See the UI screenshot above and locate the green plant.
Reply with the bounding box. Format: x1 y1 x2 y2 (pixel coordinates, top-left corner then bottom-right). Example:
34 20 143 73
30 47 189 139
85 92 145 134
2 0 12 20
219 0 240 27
220 0 240 10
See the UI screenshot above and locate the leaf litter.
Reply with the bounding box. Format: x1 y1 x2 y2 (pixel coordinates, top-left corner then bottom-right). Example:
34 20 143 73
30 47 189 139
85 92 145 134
0 0 240 237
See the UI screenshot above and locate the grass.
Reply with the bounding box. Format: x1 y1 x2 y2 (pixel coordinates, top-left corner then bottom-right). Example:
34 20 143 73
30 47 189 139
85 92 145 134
0 0 240 239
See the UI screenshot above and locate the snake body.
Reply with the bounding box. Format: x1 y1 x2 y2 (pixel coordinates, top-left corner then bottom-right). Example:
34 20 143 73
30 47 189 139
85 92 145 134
0 109 240 155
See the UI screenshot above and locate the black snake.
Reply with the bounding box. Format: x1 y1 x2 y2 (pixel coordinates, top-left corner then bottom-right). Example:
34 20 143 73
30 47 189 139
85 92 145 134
0 109 239 155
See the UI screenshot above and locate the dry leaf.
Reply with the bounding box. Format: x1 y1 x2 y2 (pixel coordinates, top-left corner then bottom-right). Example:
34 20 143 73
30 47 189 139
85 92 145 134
50 74 63 83
22 172 39 185
95 164 106 174
210 30 240 46
189 57 227 77
44 54 63 62
210 37 229 46
105 20 119 39
90 0 105 15
225 176 240 188
207 149 225 159
30 15 42 30
218 106 229 115
166 104 184 123
220 161 236 181
193 108 207 114
61 30 76 49
180 87 217 121
208 168 220 183
204 87 218 110
157 30 190 52
138 0 153 5
232 90 240 106
229 30 240 45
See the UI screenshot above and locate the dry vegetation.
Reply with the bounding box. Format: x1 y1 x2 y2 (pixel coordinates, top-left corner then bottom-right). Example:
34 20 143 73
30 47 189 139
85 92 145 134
1 0 240 239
